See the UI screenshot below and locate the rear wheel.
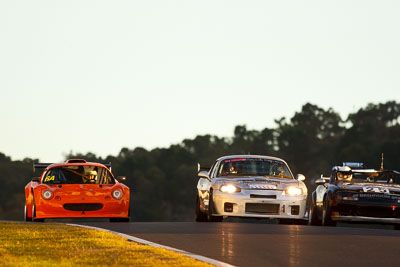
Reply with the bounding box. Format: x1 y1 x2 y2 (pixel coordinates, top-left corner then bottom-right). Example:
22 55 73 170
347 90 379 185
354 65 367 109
195 193 208 222
207 191 223 222
322 197 336 227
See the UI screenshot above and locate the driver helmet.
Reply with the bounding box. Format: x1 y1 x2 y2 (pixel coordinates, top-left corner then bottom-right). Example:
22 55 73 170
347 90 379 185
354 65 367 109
85 170 97 183
337 172 352 181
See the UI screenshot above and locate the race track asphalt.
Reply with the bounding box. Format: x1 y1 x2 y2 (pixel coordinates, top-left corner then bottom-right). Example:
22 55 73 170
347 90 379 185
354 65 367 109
81 221 400 267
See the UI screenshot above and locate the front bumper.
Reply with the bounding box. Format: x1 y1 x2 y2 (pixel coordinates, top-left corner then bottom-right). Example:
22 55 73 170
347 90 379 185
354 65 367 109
35 197 129 219
332 215 400 224
331 201 400 224
212 189 307 219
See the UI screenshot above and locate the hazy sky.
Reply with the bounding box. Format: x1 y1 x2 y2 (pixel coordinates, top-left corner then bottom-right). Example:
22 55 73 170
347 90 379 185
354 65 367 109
1 1 399 162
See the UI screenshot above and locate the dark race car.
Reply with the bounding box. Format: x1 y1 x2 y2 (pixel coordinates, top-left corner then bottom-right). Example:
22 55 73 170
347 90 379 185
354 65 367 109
309 162 400 228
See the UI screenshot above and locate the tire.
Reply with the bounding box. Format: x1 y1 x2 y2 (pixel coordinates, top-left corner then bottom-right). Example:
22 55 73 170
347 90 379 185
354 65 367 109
24 203 32 222
32 197 44 222
110 218 130 222
195 193 208 222
322 197 336 227
308 205 321 226
207 191 223 222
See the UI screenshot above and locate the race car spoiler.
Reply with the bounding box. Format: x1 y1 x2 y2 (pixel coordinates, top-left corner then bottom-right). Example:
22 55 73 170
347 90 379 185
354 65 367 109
33 163 53 171
33 162 112 171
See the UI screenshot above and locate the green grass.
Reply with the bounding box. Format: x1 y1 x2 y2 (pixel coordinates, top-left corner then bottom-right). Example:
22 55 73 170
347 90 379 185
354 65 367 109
0 222 212 267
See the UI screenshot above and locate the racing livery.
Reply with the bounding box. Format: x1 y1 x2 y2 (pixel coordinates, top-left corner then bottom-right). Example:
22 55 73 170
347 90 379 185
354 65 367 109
195 155 308 223
309 162 400 227
24 159 130 222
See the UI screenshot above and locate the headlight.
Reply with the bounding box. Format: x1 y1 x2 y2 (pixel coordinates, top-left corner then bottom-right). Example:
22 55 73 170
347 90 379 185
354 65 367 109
42 190 53 200
286 187 303 196
112 189 123 200
220 184 241 193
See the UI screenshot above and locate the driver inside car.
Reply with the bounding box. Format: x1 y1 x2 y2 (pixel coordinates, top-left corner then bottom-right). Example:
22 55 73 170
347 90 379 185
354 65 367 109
337 172 352 182
83 170 98 183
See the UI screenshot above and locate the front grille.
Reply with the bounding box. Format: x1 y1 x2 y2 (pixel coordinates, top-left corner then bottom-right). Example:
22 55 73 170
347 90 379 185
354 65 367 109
250 194 276 199
63 203 103 211
245 203 280 214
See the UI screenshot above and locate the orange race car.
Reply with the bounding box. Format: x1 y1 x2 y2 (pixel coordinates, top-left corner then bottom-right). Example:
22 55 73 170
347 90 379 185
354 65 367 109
24 159 130 222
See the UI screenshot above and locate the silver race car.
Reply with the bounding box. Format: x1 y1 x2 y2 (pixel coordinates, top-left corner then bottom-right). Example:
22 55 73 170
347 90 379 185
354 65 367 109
195 155 308 223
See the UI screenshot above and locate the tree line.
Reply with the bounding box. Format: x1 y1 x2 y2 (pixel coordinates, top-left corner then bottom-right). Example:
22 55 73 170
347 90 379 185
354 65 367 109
1 101 399 221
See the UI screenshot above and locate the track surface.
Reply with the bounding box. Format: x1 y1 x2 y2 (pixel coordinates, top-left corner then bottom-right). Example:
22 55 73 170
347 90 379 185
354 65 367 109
82 221 400 267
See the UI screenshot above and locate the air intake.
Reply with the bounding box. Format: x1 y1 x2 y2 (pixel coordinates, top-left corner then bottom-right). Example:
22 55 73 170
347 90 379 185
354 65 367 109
66 159 87 163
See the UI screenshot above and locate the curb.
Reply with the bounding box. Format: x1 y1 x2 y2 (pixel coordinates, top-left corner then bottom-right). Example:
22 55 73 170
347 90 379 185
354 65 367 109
67 223 236 267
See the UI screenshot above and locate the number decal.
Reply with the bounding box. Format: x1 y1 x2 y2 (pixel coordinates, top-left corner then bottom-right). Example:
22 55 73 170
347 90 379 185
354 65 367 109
362 186 390 194
44 175 55 182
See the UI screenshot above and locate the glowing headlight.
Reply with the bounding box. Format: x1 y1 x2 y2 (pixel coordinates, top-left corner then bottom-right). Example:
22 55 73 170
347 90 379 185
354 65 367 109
112 189 123 200
42 190 53 200
220 184 240 193
286 187 303 196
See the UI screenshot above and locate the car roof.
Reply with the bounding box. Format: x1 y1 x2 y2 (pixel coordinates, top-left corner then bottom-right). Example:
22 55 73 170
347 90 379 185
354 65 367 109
216 155 287 163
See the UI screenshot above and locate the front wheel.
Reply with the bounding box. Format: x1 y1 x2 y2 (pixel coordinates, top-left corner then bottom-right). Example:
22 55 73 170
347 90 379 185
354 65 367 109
322 198 336 227
110 218 130 222
308 205 321 226
195 193 208 222
207 191 223 222
24 203 32 222
32 200 44 222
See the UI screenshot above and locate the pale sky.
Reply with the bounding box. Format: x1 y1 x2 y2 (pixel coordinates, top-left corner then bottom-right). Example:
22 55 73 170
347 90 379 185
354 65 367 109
1 0 399 162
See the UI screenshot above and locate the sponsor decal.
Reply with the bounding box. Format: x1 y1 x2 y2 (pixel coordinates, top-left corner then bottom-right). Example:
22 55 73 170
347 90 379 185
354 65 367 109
362 186 390 194
248 184 277 190
354 193 400 200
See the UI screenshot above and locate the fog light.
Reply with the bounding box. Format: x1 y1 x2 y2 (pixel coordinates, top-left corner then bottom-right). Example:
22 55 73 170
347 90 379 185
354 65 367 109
224 202 234 212
291 205 299 215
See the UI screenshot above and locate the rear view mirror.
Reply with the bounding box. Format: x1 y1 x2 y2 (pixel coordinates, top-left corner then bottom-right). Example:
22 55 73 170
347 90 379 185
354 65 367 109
116 176 126 182
296 174 306 181
32 177 40 182
198 171 210 181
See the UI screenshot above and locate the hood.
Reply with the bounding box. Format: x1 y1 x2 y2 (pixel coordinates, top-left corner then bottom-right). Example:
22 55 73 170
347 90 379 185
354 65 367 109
213 176 300 190
338 182 400 194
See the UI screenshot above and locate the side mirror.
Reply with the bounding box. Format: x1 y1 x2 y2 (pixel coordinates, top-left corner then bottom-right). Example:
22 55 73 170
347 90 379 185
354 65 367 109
32 177 40 182
315 178 326 185
296 174 306 181
116 176 126 182
198 171 210 181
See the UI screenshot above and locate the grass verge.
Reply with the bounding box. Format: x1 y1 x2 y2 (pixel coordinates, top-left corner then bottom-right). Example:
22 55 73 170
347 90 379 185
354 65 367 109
0 222 212 267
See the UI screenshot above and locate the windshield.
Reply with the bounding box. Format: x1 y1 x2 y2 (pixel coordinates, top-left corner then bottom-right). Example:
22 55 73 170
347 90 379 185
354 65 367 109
340 171 400 185
43 165 115 184
217 158 293 179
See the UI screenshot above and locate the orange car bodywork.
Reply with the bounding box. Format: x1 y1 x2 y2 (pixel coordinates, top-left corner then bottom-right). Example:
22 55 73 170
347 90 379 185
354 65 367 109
24 161 130 221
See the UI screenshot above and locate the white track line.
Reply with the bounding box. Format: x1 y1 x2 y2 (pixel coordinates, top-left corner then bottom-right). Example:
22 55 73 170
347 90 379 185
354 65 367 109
68 223 236 267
